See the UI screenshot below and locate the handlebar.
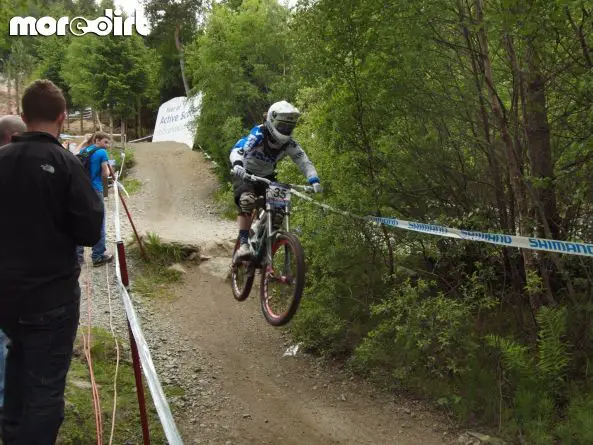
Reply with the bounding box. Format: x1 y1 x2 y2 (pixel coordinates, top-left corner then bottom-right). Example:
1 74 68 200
230 169 316 193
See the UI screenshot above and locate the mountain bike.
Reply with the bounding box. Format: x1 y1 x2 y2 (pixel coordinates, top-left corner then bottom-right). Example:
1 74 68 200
230 171 314 326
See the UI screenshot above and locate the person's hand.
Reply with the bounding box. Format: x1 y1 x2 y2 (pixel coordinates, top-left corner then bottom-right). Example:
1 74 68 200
232 164 248 179
312 182 323 193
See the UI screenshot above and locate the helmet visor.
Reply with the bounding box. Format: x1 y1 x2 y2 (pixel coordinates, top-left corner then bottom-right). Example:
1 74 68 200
274 120 297 136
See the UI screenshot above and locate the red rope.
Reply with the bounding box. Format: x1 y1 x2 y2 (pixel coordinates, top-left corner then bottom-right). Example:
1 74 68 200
82 258 104 444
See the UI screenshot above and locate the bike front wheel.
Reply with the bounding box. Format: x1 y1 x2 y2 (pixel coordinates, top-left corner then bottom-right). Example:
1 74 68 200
260 232 305 326
231 238 255 301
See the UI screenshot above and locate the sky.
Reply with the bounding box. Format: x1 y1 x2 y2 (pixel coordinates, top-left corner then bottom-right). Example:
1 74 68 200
110 0 150 34
111 0 145 19
105 0 299 33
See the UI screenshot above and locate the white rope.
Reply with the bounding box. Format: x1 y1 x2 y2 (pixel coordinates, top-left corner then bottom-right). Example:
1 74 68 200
112 171 184 444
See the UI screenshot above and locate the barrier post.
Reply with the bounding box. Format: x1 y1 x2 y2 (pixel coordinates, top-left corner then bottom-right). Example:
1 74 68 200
112 169 151 445
117 241 151 445
108 163 147 260
111 168 184 444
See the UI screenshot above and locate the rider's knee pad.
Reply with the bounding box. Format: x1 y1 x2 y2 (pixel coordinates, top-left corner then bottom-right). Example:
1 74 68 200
239 191 257 213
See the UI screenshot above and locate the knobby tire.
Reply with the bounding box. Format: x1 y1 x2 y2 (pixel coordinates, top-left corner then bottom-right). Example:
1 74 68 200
260 232 305 326
231 238 255 301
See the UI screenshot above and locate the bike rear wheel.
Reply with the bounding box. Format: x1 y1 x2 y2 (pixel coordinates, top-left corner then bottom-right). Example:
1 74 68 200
231 238 255 301
260 232 305 326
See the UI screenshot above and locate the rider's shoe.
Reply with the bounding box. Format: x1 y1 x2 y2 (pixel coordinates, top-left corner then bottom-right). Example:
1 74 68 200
234 243 252 263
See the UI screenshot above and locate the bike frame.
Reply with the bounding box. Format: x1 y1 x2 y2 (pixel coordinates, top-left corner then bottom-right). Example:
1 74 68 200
264 182 291 268
233 170 313 269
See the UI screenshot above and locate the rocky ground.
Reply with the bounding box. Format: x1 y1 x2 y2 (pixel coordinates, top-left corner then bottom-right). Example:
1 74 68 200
77 142 501 444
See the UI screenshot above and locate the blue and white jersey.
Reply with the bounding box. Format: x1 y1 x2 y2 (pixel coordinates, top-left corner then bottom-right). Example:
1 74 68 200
230 125 319 182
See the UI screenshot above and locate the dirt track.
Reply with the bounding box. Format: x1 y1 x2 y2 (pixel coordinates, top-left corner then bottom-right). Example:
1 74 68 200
123 142 456 444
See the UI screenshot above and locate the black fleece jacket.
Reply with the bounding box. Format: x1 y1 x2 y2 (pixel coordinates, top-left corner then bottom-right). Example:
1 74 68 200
0 131 103 314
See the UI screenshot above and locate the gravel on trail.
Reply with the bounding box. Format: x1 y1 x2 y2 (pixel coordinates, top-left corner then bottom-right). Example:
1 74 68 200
76 142 471 445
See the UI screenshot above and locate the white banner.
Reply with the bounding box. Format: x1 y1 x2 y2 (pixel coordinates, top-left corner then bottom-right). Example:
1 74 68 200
152 94 202 148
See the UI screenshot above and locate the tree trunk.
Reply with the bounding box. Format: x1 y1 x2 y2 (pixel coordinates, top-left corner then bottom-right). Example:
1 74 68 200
565 6 593 68
132 110 137 139
522 41 577 306
459 7 524 313
174 24 190 96
137 98 142 138
503 33 557 308
80 109 83 134
475 0 544 317
15 73 20 114
7 69 13 114
121 118 126 147
524 45 560 240
109 113 114 142
93 109 102 132
460 8 511 233
345 20 395 282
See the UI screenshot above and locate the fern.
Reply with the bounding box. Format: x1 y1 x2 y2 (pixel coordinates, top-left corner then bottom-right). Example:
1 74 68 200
485 334 532 379
536 307 570 390
488 307 573 444
556 393 593 445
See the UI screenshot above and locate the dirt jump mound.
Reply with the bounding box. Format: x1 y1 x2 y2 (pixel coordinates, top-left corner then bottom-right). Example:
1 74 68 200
126 142 235 249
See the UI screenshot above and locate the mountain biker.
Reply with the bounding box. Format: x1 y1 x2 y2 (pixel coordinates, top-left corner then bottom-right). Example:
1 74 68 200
230 100 322 261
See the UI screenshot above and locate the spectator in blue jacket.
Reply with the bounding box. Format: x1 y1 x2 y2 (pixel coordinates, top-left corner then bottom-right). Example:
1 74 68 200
76 131 114 266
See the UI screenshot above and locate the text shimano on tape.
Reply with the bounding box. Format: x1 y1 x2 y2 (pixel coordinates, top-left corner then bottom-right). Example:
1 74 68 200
289 187 593 258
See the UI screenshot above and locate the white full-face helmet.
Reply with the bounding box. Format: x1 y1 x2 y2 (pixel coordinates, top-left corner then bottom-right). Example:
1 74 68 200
265 100 300 148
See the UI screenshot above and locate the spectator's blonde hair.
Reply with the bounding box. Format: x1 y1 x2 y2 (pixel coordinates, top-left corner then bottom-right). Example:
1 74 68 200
76 133 94 151
93 131 110 143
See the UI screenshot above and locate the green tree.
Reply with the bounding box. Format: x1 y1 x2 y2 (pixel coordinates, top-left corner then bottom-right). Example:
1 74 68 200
185 0 296 175
143 0 202 97
62 32 158 129
281 0 593 441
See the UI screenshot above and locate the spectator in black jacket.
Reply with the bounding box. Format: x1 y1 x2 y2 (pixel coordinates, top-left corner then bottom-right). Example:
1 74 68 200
0 114 26 433
0 79 103 445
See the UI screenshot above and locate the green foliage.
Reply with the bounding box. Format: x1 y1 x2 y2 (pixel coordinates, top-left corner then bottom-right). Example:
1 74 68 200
5 0 593 441
556 393 593 445
355 280 480 380
185 0 296 179
143 0 202 100
122 177 142 195
132 269 180 300
62 33 159 118
0 0 28 55
288 209 389 357
110 147 137 175
32 35 73 106
57 328 168 444
190 0 593 441
128 232 194 299
487 307 570 443
213 182 238 221
141 232 185 265
6 39 36 89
